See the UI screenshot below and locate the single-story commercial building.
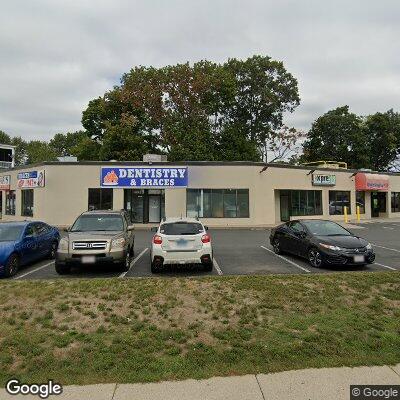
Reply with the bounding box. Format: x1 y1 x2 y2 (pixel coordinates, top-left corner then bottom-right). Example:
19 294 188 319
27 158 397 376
0 160 399 227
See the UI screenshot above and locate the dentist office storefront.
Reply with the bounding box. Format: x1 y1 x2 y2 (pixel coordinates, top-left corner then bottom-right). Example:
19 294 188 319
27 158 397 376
101 166 188 223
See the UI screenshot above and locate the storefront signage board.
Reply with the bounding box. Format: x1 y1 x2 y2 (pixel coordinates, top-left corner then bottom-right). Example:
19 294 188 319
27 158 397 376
101 167 188 188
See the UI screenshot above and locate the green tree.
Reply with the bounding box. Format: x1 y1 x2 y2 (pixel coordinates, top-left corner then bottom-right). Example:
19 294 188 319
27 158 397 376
25 141 57 164
363 110 400 171
72 137 101 161
49 131 88 157
224 56 300 159
300 106 369 169
81 55 300 162
301 107 400 171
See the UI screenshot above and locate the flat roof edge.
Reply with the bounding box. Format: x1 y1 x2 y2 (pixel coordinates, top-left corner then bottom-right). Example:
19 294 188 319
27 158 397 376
1 160 400 176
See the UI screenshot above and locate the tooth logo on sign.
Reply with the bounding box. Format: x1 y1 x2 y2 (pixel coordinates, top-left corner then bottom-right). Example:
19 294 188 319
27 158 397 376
103 170 119 186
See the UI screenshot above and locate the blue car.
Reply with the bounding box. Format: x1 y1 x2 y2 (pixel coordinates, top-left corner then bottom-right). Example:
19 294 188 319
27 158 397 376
0 221 60 278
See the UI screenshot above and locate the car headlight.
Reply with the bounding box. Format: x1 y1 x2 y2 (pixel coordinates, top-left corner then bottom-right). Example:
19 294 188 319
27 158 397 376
366 243 372 250
319 243 341 251
59 237 69 251
111 237 126 249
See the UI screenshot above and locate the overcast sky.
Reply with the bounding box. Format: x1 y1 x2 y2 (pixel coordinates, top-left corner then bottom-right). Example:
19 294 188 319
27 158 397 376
1 0 399 140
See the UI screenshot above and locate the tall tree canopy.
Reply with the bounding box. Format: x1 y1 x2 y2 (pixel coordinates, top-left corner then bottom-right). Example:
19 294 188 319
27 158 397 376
300 106 400 171
82 55 300 162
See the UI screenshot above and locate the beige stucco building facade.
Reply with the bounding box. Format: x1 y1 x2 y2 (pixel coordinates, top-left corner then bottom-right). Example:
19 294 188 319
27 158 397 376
0 161 399 228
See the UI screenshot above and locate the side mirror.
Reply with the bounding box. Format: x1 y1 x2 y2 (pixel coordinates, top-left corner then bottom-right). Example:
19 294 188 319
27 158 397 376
204 226 209 231
151 227 158 232
127 225 135 231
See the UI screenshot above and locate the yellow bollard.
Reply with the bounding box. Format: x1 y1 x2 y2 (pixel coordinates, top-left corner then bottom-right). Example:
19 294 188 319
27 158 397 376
356 205 360 223
344 206 348 223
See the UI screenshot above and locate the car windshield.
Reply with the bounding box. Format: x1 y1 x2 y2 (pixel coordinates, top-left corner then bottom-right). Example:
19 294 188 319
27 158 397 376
71 214 124 232
0 225 24 241
302 220 351 236
160 222 204 235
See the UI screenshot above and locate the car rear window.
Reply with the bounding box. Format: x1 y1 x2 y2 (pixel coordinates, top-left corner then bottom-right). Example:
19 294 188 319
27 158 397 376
160 222 204 235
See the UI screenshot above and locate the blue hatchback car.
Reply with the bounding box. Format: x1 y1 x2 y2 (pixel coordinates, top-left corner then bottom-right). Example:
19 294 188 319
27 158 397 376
0 221 60 278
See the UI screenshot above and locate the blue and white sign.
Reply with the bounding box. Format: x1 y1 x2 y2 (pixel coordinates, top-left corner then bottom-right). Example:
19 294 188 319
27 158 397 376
101 167 188 188
17 170 45 188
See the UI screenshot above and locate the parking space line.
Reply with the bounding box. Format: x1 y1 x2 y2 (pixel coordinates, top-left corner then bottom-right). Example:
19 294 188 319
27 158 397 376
372 244 400 253
213 257 223 275
119 248 148 278
14 261 55 280
260 245 311 273
374 262 397 271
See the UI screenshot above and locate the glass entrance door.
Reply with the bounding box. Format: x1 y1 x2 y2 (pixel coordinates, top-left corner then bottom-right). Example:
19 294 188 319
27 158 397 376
280 191 290 222
148 195 161 223
371 192 387 217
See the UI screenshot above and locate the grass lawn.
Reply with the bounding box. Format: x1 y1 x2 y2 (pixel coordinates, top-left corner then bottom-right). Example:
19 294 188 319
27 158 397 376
0 272 399 386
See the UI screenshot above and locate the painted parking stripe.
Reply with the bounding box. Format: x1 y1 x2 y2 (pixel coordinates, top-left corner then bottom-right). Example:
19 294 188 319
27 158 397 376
213 257 223 275
374 262 397 271
14 261 55 280
260 245 311 273
372 244 400 253
119 248 148 278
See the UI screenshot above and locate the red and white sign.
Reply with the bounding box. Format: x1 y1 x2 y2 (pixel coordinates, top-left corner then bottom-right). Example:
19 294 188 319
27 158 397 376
0 175 10 190
355 173 389 191
17 170 45 188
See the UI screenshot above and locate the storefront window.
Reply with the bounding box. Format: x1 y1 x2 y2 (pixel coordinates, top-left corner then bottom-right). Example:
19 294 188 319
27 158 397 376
124 189 165 223
21 189 34 217
283 190 322 217
356 191 365 214
329 191 351 215
88 188 113 211
5 190 16 215
392 192 400 213
187 189 249 218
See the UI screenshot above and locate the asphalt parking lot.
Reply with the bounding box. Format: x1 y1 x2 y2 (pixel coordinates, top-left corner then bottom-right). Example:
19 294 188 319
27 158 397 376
10 221 400 280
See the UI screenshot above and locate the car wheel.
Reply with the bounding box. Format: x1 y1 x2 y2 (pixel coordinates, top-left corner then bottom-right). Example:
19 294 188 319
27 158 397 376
203 261 213 272
273 237 282 254
4 253 20 278
151 260 162 273
55 261 71 275
48 241 58 259
119 251 131 272
308 247 323 268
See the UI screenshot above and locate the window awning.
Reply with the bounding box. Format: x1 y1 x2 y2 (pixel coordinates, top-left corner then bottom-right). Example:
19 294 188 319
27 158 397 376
355 173 389 191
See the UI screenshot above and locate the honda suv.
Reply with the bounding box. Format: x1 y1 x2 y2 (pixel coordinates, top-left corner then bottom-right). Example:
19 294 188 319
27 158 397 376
55 210 135 274
150 218 213 273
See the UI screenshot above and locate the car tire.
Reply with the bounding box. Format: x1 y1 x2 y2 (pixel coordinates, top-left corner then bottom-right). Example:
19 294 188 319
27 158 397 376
308 247 324 268
4 253 20 278
273 237 282 254
47 241 58 259
203 262 213 272
151 260 162 273
118 250 131 272
55 261 71 275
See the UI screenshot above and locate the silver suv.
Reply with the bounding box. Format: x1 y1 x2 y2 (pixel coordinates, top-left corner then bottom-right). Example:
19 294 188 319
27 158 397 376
55 210 135 274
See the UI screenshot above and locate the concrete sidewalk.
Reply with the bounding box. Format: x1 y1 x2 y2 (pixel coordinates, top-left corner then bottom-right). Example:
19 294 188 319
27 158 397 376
1 364 400 400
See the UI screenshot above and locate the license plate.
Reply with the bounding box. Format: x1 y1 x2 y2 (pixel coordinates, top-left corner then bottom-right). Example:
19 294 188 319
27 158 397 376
353 255 365 263
81 255 96 264
176 240 188 247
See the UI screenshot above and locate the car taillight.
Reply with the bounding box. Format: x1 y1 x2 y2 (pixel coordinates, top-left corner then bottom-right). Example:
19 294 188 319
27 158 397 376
201 234 211 243
153 235 163 245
